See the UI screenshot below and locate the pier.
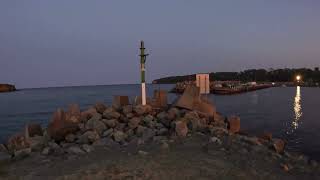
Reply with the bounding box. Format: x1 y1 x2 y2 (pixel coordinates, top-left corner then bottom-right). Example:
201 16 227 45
171 81 274 95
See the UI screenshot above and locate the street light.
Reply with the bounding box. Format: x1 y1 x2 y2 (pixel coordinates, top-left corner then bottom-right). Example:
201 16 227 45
296 75 301 82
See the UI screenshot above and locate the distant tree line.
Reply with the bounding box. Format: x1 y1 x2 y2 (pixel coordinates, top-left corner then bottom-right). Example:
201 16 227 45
152 68 320 84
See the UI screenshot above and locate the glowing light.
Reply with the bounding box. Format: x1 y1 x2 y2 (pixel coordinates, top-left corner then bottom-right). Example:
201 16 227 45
296 75 301 81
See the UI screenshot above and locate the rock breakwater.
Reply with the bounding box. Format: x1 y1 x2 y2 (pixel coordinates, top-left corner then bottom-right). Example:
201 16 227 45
0 87 319 179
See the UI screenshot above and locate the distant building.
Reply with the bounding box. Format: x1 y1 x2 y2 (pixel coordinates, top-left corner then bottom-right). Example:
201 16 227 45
214 81 241 89
248 82 257 86
196 74 210 94
214 84 223 88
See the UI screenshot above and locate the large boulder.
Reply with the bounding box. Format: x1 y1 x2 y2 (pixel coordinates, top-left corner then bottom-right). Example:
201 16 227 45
80 107 98 122
93 137 119 147
47 109 80 141
175 85 200 110
113 131 127 142
135 125 146 137
175 120 188 137
214 112 225 123
143 116 156 129
47 142 64 155
78 123 86 132
193 98 216 118
26 123 43 137
85 117 107 135
28 136 46 151
82 144 94 153
65 104 81 123
128 117 141 129
126 129 135 138
89 113 102 121
227 116 240 134
174 85 216 117
0 144 8 152
259 132 273 143
113 96 129 109
103 107 114 114
209 126 228 137
273 139 286 154
65 134 76 143
141 128 156 142
156 112 171 127
143 115 154 124
103 109 121 119
14 148 31 159
134 105 152 115
156 128 169 136
184 111 207 131
239 136 262 146
41 147 52 156
6 134 30 154
190 118 207 132
122 105 133 115
157 111 168 120
67 146 85 155
118 115 128 123
167 108 180 120
184 111 199 121
102 119 117 128
115 123 126 131
152 90 168 108
126 113 134 119
212 112 226 127
78 131 100 144
94 102 107 114
102 129 114 137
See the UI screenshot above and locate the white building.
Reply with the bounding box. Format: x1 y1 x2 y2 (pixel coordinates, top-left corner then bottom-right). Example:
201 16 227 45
196 73 210 94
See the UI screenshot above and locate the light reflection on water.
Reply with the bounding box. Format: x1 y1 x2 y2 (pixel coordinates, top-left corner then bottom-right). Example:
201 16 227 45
293 86 303 130
287 86 303 135
287 86 303 148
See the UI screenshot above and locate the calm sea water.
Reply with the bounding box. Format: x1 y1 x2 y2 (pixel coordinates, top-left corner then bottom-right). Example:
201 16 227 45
0 84 319 160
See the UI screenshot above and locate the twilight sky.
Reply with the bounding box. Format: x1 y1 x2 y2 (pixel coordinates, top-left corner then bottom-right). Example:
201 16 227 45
0 1 319 88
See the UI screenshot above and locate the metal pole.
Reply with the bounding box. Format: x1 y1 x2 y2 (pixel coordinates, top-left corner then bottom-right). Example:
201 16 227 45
140 41 148 105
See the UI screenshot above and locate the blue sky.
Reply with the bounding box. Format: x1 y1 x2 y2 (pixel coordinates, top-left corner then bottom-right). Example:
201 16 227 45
0 1 319 88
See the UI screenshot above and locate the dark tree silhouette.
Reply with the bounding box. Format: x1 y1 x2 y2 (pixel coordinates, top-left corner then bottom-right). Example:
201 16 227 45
153 68 320 84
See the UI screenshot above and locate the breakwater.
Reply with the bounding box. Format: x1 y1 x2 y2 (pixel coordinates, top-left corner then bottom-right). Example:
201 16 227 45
0 86 319 179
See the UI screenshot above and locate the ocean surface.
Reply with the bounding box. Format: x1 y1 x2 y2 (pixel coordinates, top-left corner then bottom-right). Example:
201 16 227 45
0 84 319 160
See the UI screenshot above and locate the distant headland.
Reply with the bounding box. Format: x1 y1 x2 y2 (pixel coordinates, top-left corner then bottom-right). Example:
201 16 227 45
152 68 320 85
0 84 16 93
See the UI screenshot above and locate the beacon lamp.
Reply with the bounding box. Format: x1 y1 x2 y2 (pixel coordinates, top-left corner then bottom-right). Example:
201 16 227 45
296 75 301 82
